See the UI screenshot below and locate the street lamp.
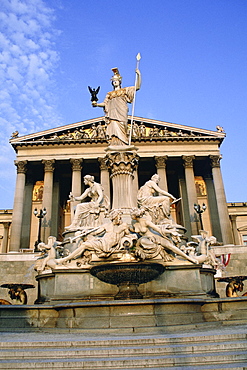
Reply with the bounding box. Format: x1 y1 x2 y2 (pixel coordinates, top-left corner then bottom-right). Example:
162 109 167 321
194 203 207 231
33 208 47 251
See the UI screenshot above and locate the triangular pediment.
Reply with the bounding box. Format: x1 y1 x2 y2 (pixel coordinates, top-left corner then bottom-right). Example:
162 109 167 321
9 116 225 149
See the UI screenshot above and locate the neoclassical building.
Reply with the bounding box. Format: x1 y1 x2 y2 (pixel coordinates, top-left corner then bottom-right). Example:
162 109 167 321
8 116 234 251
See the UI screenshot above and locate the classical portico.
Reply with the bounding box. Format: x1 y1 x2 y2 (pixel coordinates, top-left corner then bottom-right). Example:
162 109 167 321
8 116 234 251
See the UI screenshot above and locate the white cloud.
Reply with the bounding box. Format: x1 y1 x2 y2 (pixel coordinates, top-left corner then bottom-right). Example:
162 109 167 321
0 0 62 208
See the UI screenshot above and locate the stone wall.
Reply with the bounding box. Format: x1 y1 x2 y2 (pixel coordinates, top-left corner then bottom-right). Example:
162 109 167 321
213 245 247 298
0 253 38 304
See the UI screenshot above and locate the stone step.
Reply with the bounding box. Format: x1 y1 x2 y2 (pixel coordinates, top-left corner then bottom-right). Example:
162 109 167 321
0 350 247 369
0 332 246 349
0 340 246 360
0 329 246 369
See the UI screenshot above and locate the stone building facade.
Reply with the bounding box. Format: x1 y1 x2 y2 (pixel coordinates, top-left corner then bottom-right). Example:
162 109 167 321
6 116 234 252
1 116 247 302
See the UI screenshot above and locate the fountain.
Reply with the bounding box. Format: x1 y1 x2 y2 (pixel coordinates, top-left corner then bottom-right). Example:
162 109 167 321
2 63 235 336
91 262 165 299
33 65 219 305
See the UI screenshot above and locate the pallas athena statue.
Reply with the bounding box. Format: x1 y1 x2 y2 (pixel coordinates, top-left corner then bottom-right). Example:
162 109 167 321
92 67 141 146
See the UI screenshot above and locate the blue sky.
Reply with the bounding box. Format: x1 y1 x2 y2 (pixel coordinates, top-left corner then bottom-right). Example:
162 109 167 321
0 0 246 208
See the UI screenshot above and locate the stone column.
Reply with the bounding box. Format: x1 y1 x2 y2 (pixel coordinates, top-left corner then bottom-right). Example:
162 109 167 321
21 180 33 249
210 155 234 244
2 222 10 253
230 215 240 245
155 156 168 191
106 150 139 210
9 160 27 251
70 159 83 222
204 174 222 242
98 157 110 201
132 164 139 207
182 155 198 235
178 176 191 235
42 159 55 242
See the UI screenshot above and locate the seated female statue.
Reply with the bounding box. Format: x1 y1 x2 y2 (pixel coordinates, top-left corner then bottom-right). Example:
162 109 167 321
137 174 176 224
66 175 109 230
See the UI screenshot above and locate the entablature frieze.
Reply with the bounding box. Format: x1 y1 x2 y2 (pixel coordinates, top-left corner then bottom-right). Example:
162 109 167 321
15 154 221 170
12 132 222 162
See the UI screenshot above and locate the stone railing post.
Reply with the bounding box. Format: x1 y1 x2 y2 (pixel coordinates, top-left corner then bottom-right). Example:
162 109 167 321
2 222 11 253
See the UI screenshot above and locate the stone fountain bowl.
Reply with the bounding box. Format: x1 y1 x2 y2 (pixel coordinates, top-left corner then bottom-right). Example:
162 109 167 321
90 262 165 299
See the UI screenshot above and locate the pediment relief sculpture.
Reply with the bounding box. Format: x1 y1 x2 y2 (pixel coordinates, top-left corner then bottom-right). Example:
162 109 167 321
10 118 223 146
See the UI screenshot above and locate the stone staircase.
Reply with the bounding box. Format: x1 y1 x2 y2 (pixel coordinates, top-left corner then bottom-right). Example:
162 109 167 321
0 327 247 369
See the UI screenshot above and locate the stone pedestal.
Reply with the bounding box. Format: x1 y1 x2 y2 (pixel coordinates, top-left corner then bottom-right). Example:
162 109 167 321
142 264 217 298
35 269 118 304
105 147 139 212
35 262 217 304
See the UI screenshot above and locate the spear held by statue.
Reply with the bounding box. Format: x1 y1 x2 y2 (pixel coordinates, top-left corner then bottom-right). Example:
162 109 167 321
129 52 141 145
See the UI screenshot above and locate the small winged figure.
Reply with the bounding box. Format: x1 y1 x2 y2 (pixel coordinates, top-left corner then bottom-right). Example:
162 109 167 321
88 86 100 102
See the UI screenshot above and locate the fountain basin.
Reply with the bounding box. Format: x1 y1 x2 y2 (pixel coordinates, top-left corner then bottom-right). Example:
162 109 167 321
90 262 165 299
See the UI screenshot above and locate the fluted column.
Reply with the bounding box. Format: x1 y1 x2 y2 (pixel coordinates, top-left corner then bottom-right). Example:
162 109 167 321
42 159 55 242
155 156 168 191
98 157 110 201
210 155 234 244
182 155 198 235
70 159 83 222
2 222 10 253
9 160 27 251
106 150 139 210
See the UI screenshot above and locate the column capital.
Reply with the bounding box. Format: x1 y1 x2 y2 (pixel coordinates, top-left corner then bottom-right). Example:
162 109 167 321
182 155 195 168
70 158 83 171
210 155 222 168
106 151 139 178
154 156 167 169
14 160 27 174
42 159 55 172
229 214 237 221
98 157 108 171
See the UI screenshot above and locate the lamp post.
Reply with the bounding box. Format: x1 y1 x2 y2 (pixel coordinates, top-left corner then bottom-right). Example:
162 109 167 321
194 203 207 231
33 208 47 251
